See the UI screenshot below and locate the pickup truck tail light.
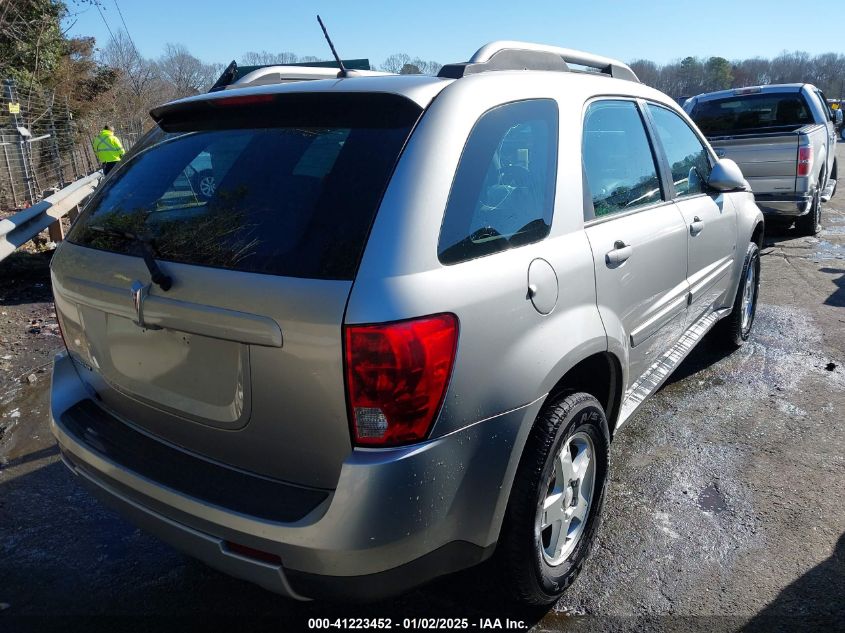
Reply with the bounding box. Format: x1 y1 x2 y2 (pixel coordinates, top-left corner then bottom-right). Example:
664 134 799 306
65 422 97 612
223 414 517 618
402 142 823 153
797 146 813 177
344 314 458 447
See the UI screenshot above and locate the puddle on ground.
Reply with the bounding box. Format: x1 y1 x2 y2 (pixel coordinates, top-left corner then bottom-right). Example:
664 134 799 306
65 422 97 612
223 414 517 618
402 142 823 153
813 240 845 260
697 483 728 514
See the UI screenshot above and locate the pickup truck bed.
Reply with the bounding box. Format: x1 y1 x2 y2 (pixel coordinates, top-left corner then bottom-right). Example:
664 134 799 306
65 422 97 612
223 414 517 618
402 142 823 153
705 124 823 198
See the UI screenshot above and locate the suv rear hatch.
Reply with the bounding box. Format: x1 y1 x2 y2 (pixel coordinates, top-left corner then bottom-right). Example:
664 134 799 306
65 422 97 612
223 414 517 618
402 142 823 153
689 91 816 195
52 92 423 488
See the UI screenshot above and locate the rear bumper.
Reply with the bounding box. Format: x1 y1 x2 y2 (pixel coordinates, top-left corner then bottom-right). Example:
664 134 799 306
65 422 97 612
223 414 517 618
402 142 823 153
753 193 812 216
50 352 540 600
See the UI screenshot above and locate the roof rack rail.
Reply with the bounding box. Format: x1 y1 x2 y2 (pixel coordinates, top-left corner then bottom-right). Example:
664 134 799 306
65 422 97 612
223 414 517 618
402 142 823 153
437 41 639 83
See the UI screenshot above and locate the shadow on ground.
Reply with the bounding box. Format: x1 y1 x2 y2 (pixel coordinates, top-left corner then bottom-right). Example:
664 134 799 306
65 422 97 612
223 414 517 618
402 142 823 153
0 457 554 631
742 532 845 632
0 250 54 307
660 330 735 389
819 267 845 307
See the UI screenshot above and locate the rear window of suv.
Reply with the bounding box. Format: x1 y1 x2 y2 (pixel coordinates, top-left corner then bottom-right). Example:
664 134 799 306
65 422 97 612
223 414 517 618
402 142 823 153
69 93 422 280
690 93 813 136
438 99 558 265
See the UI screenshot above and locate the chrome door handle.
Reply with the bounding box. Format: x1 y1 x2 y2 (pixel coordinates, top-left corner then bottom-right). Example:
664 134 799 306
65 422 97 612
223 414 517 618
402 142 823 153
606 240 633 266
690 216 705 235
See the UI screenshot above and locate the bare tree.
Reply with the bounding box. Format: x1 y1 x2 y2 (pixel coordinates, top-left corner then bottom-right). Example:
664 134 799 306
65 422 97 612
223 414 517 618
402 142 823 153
158 43 217 98
381 54 441 75
380 53 410 74
411 58 442 75
240 50 299 65
629 59 660 87
97 30 163 127
731 57 771 87
99 30 157 99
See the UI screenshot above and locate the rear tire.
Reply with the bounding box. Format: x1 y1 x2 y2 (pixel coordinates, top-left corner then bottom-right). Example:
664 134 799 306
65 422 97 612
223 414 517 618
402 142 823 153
796 185 821 236
498 392 609 605
715 241 760 349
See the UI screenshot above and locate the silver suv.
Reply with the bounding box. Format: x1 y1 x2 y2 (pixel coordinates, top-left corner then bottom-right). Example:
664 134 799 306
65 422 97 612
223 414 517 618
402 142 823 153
49 42 764 605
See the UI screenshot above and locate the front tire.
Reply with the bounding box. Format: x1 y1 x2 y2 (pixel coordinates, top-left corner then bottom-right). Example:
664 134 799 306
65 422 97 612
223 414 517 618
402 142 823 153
498 392 610 605
715 241 760 348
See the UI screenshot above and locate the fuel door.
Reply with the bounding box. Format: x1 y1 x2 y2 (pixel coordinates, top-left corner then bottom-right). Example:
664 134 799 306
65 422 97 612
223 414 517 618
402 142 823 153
527 257 558 315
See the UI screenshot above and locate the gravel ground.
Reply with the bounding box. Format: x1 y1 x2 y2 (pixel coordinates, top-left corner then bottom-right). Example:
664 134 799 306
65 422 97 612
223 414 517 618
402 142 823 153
1 147 844 632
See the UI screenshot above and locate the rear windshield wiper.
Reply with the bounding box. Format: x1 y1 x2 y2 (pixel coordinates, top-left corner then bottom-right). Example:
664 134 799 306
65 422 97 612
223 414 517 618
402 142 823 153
88 225 173 291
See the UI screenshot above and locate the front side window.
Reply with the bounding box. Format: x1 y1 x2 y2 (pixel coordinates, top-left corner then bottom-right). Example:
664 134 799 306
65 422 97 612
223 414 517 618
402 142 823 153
582 100 662 218
438 99 558 265
647 104 712 197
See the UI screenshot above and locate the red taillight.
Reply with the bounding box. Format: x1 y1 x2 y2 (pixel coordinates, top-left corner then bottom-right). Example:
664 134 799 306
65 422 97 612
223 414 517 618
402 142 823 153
797 146 813 177
344 314 459 447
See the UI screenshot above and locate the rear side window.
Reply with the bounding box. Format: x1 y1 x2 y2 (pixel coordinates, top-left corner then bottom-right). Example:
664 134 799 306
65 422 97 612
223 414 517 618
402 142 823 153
816 89 832 121
438 99 558 265
69 94 421 280
582 100 662 218
647 104 712 197
690 93 813 135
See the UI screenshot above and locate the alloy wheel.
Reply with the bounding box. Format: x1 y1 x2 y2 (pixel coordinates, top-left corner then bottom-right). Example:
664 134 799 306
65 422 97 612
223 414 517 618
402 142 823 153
537 431 596 566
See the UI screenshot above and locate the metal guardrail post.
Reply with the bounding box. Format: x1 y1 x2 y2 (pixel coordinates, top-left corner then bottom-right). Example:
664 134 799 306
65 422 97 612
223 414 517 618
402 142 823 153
0 171 102 262
3 79 36 205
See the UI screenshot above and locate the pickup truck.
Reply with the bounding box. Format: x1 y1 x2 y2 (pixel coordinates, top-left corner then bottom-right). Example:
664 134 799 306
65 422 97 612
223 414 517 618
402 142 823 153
685 84 839 235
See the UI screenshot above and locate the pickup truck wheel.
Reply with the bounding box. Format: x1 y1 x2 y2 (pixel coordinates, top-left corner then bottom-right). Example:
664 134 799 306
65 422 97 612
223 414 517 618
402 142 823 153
796 186 821 236
498 392 609 605
716 242 760 348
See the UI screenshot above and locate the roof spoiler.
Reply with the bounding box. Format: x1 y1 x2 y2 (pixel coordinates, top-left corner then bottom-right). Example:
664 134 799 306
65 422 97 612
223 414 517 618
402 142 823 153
208 59 372 92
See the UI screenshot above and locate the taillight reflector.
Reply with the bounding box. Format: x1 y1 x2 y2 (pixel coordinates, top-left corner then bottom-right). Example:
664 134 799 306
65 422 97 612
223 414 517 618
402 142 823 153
54 299 69 351
797 146 813 177
344 314 459 447
224 541 282 565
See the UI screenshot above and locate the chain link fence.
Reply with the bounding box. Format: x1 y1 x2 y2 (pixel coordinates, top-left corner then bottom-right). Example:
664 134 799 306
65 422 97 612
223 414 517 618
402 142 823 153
0 79 144 212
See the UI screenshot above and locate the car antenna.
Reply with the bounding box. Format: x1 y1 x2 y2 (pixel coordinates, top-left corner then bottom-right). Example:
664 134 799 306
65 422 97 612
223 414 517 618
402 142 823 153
316 15 348 78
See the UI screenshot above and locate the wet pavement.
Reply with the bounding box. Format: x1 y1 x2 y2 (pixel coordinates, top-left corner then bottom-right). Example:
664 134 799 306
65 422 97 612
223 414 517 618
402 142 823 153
2 148 844 632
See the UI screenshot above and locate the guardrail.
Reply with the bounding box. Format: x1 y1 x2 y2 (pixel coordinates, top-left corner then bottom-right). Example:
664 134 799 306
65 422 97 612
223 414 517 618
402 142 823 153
0 171 102 262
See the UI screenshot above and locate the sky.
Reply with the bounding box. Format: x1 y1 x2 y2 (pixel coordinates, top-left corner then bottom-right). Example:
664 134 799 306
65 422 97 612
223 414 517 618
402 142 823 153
64 0 841 69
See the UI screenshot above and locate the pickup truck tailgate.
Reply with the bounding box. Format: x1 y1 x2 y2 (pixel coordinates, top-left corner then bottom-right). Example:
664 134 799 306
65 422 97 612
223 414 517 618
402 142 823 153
708 132 800 195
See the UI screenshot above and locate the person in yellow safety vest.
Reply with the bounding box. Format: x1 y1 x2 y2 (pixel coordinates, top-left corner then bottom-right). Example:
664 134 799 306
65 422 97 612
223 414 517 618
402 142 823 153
92 125 125 176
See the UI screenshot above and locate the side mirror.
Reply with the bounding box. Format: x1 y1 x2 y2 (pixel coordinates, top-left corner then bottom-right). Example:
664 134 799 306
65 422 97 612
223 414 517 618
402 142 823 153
835 109 843 126
708 158 747 192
